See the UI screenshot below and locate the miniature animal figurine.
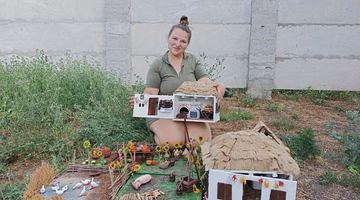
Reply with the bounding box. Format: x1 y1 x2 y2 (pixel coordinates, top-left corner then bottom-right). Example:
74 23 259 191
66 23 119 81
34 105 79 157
55 189 64 195
39 185 46 194
79 186 87 197
132 174 152 190
61 185 68 192
51 181 60 191
72 182 83 190
81 179 91 185
90 178 99 188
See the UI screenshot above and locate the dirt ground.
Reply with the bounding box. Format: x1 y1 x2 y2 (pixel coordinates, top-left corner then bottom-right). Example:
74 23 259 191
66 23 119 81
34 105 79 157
6 93 360 200
210 93 359 200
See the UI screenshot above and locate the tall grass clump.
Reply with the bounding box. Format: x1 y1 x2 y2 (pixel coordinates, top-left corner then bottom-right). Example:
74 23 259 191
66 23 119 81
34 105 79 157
0 52 148 168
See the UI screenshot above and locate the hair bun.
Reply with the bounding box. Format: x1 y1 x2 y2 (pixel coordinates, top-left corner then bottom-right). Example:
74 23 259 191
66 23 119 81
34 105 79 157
179 16 189 26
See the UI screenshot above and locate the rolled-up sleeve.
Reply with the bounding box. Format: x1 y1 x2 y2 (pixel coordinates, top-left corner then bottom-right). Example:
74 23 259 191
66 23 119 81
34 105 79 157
145 62 161 89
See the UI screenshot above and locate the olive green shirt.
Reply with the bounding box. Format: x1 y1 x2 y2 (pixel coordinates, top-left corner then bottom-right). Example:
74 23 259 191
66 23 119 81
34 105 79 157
146 51 208 95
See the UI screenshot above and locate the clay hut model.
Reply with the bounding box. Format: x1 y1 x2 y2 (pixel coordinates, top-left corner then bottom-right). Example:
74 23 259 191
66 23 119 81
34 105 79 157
202 122 300 200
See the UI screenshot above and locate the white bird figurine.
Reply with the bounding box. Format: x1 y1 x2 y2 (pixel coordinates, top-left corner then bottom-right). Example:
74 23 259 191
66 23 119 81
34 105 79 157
61 185 68 192
55 189 64 195
79 186 87 197
72 182 83 190
81 179 91 185
39 185 46 194
90 178 99 188
51 182 60 191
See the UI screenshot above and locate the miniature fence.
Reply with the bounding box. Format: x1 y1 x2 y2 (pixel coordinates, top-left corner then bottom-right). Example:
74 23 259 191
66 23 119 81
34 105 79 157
208 169 297 200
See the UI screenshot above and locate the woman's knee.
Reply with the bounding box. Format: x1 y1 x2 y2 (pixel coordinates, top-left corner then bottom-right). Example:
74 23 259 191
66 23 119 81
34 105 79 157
150 119 186 146
186 122 212 142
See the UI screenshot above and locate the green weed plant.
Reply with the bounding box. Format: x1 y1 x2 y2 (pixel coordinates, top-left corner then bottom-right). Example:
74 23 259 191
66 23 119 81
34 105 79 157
0 52 148 166
282 128 320 161
220 109 253 122
266 103 280 112
326 111 360 175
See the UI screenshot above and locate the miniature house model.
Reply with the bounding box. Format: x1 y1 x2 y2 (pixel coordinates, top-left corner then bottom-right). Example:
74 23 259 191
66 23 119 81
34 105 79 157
133 81 220 122
202 122 300 200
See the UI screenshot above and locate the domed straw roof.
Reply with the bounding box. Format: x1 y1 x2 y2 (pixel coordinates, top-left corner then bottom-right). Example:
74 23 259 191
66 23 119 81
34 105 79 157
175 80 217 96
201 121 300 177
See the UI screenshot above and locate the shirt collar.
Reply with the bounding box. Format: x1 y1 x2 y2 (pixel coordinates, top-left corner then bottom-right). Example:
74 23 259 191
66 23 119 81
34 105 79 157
162 51 188 65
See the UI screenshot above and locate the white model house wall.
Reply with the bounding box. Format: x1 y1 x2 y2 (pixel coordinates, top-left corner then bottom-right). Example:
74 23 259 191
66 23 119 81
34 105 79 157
1 0 360 93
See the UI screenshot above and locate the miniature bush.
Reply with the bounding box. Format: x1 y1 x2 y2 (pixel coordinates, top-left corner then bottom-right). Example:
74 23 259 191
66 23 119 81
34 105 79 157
282 128 320 161
220 109 253 121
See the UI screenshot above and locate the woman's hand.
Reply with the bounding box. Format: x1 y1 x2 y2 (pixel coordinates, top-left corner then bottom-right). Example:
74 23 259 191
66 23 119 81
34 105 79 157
129 96 135 109
212 82 225 105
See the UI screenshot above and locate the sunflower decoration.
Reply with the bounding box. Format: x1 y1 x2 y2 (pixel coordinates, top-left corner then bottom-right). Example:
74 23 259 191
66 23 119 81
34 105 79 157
131 164 141 173
83 140 91 149
162 143 170 153
192 183 201 200
109 161 117 171
155 145 162 153
174 143 182 149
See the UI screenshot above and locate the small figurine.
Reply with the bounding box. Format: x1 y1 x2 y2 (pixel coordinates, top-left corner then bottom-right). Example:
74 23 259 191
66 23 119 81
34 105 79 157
79 186 87 197
39 185 46 194
132 174 152 190
72 182 83 190
81 179 91 185
169 171 176 182
90 178 99 188
51 181 60 191
173 149 180 161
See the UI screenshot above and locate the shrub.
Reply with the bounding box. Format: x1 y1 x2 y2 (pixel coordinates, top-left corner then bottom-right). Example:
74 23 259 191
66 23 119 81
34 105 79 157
221 109 253 122
266 103 280 112
242 92 256 107
0 52 149 166
319 171 337 185
282 128 320 161
339 174 360 188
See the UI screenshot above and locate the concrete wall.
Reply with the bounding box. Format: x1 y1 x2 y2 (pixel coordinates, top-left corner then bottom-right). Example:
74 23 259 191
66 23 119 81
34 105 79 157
275 0 360 91
0 0 105 64
1 0 360 95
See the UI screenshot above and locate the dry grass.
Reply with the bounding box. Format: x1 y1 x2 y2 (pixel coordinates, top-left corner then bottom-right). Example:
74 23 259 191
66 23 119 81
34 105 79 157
23 161 55 199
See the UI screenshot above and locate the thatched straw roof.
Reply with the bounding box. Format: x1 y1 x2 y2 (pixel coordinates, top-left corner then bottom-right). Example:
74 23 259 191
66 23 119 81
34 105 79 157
201 122 300 176
175 80 217 96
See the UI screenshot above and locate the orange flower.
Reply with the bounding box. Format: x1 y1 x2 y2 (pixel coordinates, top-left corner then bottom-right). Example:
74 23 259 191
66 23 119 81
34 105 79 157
141 145 150 153
129 145 137 153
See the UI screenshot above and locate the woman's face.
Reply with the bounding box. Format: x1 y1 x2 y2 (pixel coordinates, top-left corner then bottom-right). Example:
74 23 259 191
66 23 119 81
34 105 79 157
168 28 189 57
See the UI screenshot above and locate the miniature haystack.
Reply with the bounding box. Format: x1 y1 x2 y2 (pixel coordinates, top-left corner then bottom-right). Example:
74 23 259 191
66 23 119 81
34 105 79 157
175 80 217 96
201 121 300 177
23 161 63 200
